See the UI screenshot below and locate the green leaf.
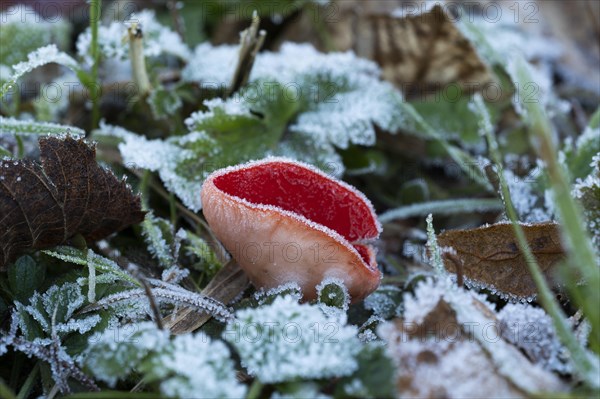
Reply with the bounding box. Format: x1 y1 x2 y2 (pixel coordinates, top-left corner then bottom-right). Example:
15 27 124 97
1 45 80 98
589 107 600 130
339 146 385 176
0 145 11 157
397 101 493 191
363 285 402 319
43 246 140 287
0 10 70 68
0 377 16 399
0 116 85 137
147 86 183 121
117 83 302 211
141 213 177 269
8 255 45 303
182 230 222 276
336 344 396 399
411 88 501 146
564 126 600 180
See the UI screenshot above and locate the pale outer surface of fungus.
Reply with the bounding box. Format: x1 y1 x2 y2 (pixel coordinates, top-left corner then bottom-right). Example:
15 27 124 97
201 158 382 302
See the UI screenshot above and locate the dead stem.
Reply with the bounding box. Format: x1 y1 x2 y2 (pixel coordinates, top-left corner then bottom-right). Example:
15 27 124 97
128 22 152 97
228 11 266 97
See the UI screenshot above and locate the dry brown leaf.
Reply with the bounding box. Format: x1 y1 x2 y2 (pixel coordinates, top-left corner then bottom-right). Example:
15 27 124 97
163 259 249 334
0 136 145 269
268 2 495 99
437 221 565 299
380 280 567 398
368 5 494 98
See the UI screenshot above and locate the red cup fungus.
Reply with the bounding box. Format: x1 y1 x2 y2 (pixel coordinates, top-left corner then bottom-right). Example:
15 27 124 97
201 158 382 302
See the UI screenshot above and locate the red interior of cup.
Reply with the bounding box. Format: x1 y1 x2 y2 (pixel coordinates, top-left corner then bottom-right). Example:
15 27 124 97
213 161 379 265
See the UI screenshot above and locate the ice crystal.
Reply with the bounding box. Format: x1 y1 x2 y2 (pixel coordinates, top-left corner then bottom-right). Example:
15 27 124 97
84 322 244 398
381 278 567 396
184 43 405 148
7 334 98 392
498 303 573 374
504 168 554 223
16 282 100 338
0 116 85 137
224 295 360 383
271 383 330 399
363 285 402 319
83 322 170 386
184 42 379 87
1 45 79 97
254 282 303 305
316 277 350 312
185 97 252 130
147 333 247 399
425 214 445 274
110 123 216 211
181 43 238 86
161 266 189 285
76 9 189 66
572 151 600 251
2 282 102 392
43 246 138 286
400 277 484 325
142 213 178 269
86 284 233 322
357 329 378 344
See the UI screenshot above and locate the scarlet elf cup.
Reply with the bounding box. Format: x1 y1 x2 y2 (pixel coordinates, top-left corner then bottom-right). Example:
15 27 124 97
201 158 382 302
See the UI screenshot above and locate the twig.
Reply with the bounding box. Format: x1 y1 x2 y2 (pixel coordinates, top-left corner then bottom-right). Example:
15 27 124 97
228 11 266 97
140 278 164 330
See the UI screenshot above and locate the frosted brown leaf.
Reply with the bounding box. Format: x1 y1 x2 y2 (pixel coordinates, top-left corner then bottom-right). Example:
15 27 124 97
437 222 565 298
0 136 145 269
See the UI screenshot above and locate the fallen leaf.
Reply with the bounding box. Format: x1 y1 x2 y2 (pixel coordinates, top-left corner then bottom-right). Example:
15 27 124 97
437 222 565 299
0 135 145 269
370 5 495 98
163 259 249 334
380 279 567 398
267 2 495 99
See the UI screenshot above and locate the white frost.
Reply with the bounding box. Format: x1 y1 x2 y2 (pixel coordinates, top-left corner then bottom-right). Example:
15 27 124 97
224 295 361 383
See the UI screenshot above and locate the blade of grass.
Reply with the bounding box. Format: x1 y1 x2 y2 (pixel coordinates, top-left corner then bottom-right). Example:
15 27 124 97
0 378 16 399
378 198 502 223
398 100 494 192
510 56 600 353
473 94 599 388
